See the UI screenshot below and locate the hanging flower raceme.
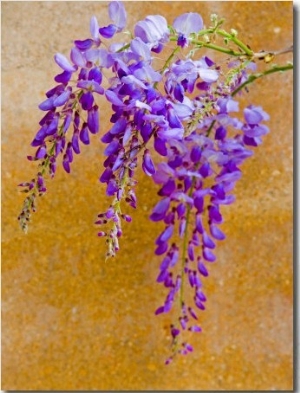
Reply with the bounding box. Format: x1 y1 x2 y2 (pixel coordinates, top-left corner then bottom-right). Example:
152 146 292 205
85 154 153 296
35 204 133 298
17 0 292 364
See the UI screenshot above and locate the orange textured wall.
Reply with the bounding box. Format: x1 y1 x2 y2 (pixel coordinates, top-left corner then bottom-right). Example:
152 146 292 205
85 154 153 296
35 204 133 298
2 1 293 390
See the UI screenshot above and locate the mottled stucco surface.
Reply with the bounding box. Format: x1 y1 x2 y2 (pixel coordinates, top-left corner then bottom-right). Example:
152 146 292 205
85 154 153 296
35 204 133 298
2 1 293 390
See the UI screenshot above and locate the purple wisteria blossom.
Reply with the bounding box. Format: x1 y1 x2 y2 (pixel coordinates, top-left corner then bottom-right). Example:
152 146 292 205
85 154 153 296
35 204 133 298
17 0 291 365
173 12 203 47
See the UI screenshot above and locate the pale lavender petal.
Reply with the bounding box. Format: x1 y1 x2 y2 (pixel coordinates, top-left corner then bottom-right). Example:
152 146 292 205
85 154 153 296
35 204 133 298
243 124 269 137
77 80 104 94
105 90 124 106
90 16 100 42
157 127 184 140
54 53 76 72
85 48 113 68
199 68 219 83
109 1 127 30
131 37 151 61
173 13 203 36
71 46 86 67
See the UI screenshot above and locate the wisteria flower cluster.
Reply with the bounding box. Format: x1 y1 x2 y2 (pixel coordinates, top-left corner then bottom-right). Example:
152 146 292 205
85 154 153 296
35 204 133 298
18 1 293 364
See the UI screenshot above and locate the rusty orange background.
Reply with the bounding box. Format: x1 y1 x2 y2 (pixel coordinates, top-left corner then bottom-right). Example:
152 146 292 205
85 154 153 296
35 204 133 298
2 1 293 390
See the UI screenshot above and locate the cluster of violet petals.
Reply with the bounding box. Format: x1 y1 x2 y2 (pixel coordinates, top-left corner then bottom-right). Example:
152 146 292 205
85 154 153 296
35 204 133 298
18 1 270 362
151 102 269 362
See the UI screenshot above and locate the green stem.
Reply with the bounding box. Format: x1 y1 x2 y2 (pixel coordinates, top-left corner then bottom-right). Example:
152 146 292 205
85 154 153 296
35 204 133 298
191 40 242 57
153 46 180 89
116 43 131 53
231 63 293 96
216 29 253 56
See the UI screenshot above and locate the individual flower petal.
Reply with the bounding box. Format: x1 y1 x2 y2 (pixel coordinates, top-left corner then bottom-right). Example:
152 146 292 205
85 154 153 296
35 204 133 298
86 48 113 68
194 194 204 213
54 53 76 72
142 149 156 176
80 91 94 111
87 105 100 134
215 126 227 140
130 37 151 61
134 15 169 48
38 96 54 111
188 306 198 320
106 178 118 196
45 113 59 136
155 241 168 255
77 80 104 94
90 16 100 43
208 205 223 224
199 68 218 83
195 290 206 303
109 1 127 31
54 70 72 84
104 140 120 156
110 118 127 136
156 225 174 244
79 123 90 145
188 325 202 332
99 24 118 39
156 269 169 283
190 145 202 163
154 137 167 156
150 197 170 221
173 13 203 36
70 46 86 67
209 224 226 240
74 39 93 51
53 89 71 107
217 97 239 113
243 124 269 137
171 326 180 338
35 145 47 159
88 67 103 84
155 306 165 315
99 167 113 183
157 127 184 140
202 231 216 249
62 154 70 173
105 90 124 106
72 130 80 154
203 248 216 262
244 105 270 125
